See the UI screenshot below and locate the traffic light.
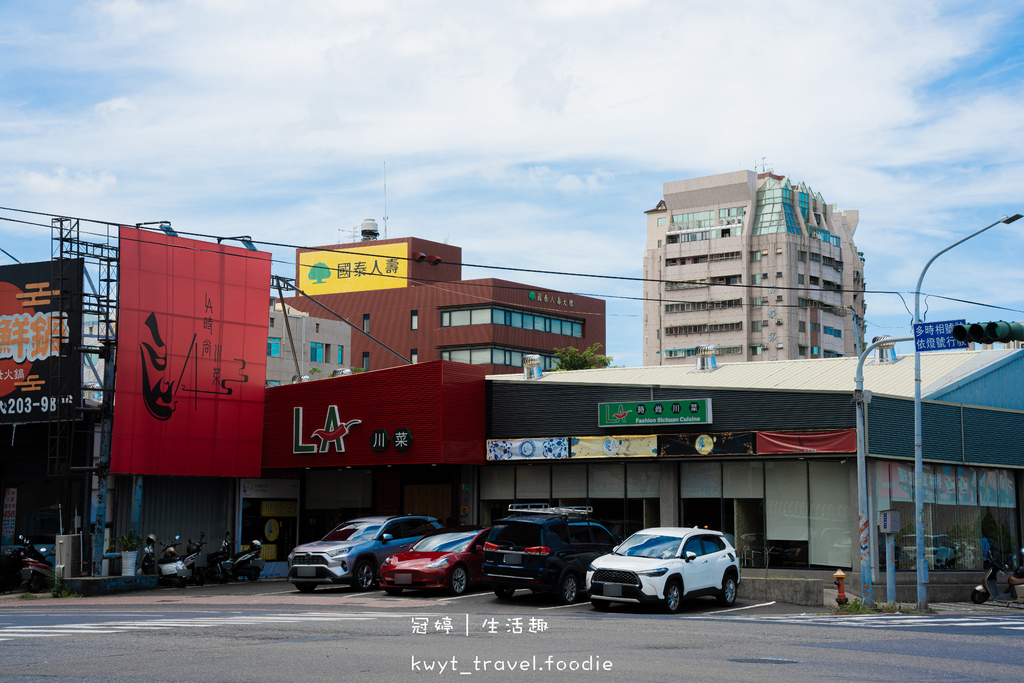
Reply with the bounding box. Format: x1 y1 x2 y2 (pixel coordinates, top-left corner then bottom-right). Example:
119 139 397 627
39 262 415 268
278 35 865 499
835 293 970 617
951 321 1024 344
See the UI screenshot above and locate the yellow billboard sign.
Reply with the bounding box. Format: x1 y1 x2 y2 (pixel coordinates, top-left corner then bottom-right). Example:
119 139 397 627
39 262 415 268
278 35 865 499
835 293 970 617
299 243 408 294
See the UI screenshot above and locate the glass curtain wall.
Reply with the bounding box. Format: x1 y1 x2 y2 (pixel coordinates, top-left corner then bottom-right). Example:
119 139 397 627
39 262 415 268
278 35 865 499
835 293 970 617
682 459 850 569
876 461 1019 571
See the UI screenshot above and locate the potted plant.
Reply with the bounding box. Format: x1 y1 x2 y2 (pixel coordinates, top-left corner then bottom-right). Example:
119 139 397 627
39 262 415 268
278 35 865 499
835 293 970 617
114 529 143 576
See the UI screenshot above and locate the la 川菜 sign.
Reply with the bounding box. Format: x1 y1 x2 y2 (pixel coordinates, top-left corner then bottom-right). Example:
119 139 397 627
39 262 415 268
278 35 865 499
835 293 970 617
597 399 712 427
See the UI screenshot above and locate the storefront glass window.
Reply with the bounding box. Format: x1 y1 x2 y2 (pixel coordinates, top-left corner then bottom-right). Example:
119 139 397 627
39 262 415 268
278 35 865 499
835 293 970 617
303 469 373 541
681 461 722 531
808 461 851 568
626 464 660 539
765 461 809 567
588 463 625 528
516 465 550 501
723 461 766 568
480 468 514 525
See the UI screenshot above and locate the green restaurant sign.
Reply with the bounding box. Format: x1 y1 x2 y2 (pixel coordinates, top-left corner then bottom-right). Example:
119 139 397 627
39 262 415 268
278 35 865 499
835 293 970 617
597 399 712 427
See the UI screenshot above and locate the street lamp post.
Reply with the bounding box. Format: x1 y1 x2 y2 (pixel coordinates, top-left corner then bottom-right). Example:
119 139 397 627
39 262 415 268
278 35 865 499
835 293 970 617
855 334 911 607
912 213 1022 610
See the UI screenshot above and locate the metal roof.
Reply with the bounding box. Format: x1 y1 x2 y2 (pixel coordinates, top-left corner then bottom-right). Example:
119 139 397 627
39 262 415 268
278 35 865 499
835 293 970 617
489 349 1024 402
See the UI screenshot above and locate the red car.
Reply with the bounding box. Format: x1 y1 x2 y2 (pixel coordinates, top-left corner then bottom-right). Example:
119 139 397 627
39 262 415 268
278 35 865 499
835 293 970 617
379 526 491 595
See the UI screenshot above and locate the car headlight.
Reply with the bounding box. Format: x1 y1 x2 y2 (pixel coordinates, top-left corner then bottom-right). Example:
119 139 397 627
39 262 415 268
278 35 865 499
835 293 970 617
636 567 669 577
426 557 451 569
328 546 352 558
588 562 598 572
381 556 393 568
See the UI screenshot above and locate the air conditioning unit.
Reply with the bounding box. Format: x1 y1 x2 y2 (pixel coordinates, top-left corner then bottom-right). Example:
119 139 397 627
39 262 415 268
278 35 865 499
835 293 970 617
777 343 784 349
731 218 741 224
761 344 769 350
719 219 727 226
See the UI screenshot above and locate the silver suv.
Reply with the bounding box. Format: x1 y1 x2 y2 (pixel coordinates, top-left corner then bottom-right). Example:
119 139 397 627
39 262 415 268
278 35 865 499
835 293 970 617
287 515 441 592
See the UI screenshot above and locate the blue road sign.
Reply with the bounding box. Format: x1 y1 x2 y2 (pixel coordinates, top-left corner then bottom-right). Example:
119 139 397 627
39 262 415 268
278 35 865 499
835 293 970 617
913 319 968 352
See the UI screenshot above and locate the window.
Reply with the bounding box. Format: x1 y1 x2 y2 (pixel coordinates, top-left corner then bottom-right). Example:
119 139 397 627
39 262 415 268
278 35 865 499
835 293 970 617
753 297 763 307
410 348 418 363
752 321 763 332
337 345 345 365
750 345 762 356
797 251 806 262
657 217 666 226
270 317 275 328
811 346 821 356
310 342 324 363
810 322 821 332
267 337 281 358
809 276 820 286
411 310 418 331
776 295 783 302
362 352 369 371
325 344 331 362
798 345 808 357
798 274 804 285
798 321 806 332
315 322 320 333
776 271 782 278
266 380 280 387
750 251 762 262
362 314 370 334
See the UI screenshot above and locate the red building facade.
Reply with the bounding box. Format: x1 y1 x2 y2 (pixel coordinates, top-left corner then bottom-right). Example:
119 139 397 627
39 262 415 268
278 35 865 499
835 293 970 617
289 237 606 374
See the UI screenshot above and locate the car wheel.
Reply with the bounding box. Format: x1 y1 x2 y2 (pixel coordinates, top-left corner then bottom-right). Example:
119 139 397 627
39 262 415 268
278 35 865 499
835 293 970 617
662 580 682 614
558 573 579 605
493 586 516 599
295 583 316 593
717 575 737 606
448 565 468 595
971 588 988 604
591 599 611 611
352 560 375 591
383 586 404 596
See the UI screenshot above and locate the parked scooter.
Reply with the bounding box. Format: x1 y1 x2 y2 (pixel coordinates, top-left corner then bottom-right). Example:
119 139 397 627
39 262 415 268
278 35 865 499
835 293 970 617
202 533 233 584
139 534 158 576
227 539 265 582
155 536 189 588
17 535 52 593
182 534 208 585
0 547 23 592
971 549 1024 604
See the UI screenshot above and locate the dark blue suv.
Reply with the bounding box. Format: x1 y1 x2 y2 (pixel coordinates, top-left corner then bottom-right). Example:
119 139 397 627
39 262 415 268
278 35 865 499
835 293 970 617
482 505 618 604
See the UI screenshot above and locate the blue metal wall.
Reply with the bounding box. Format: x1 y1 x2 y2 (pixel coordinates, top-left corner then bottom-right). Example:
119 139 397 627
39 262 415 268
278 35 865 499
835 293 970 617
927 351 1024 411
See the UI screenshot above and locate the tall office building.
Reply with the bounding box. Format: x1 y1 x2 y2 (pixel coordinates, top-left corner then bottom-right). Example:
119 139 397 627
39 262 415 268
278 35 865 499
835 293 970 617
643 170 866 365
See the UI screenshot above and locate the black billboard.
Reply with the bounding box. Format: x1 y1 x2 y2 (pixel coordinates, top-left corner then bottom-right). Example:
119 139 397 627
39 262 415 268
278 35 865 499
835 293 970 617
0 259 83 424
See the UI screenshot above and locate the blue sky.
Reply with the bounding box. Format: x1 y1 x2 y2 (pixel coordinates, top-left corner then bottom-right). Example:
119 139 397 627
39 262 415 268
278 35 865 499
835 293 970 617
2 0 1023 366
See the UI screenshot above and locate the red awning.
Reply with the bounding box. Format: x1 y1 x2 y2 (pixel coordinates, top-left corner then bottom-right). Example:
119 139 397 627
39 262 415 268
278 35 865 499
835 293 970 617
756 430 856 454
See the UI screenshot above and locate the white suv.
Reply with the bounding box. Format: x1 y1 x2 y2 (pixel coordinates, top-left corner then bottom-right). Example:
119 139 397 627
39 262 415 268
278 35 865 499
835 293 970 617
586 527 740 613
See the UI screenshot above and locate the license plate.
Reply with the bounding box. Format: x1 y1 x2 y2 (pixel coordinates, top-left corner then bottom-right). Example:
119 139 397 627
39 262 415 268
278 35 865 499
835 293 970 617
503 554 521 565
296 566 316 577
603 583 622 597
396 573 412 585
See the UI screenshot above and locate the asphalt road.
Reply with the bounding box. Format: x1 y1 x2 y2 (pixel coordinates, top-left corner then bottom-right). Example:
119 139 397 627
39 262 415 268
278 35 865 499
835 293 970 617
2 579 1023 682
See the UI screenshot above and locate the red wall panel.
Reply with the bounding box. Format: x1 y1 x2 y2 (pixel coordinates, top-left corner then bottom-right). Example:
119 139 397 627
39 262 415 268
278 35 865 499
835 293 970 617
261 360 486 468
112 228 270 476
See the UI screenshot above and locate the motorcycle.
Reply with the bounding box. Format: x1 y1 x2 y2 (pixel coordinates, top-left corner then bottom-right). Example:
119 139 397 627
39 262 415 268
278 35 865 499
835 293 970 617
155 535 189 588
182 534 208 585
139 534 158 576
228 539 265 582
202 533 233 584
0 547 22 592
17 535 52 593
971 549 1024 604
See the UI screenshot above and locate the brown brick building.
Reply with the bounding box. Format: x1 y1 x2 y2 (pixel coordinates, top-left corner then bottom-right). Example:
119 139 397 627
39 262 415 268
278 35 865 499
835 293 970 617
286 235 606 375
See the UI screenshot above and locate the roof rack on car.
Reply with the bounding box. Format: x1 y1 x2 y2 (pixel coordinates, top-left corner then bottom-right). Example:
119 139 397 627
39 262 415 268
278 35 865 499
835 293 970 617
507 503 593 517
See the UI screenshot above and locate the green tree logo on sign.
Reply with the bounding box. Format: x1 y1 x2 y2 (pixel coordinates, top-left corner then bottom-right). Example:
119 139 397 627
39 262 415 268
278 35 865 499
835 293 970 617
308 262 331 284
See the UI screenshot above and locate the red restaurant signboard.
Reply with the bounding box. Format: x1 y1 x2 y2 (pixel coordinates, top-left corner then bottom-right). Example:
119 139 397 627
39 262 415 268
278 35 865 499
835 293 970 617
111 227 270 476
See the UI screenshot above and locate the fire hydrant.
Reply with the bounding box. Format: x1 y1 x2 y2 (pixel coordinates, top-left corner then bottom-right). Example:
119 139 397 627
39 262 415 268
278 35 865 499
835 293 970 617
834 569 848 606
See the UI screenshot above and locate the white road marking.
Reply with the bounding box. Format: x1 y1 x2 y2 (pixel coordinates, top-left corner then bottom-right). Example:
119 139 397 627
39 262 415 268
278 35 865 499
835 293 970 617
537 601 591 610
705 601 777 614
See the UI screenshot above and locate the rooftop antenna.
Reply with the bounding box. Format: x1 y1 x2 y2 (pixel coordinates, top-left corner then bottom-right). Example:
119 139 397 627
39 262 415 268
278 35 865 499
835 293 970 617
382 161 389 239
755 157 772 173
